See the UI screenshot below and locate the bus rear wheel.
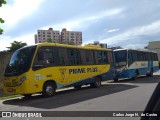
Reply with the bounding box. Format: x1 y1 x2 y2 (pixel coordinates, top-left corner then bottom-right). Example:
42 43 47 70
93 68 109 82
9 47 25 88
42 82 56 97
90 77 102 88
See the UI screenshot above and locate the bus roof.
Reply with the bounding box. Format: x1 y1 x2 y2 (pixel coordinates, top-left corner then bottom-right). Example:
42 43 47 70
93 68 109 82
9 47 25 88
113 48 157 53
34 43 112 51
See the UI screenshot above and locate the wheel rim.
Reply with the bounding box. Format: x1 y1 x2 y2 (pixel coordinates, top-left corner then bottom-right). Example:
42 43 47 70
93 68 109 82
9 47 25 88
46 86 54 95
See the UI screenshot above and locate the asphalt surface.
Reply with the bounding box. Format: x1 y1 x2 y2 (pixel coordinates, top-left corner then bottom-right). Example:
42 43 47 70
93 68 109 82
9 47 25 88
0 70 160 120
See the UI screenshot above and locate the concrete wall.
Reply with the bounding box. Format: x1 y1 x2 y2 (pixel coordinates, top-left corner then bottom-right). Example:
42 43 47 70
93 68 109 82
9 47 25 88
0 51 13 95
0 51 13 78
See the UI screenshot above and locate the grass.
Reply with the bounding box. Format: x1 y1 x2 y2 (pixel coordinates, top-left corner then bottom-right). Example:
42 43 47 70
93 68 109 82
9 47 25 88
0 94 22 100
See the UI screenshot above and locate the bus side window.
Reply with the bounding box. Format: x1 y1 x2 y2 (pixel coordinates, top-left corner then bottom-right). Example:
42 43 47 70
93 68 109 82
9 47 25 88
95 51 108 64
154 53 158 61
67 49 81 65
37 49 44 61
59 48 68 65
33 47 58 67
86 50 94 64
107 52 113 63
128 51 133 63
79 49 86 65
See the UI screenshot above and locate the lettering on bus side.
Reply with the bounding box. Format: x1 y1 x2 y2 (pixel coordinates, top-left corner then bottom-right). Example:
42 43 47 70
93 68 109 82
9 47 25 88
69 67 98 74
87 68 98 72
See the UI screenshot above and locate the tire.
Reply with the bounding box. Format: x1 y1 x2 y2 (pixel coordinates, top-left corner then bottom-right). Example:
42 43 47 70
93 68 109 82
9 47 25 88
114 78 118 82
23 94 32 99
74 85 82 89
90 77 102 88
148 69 153 77
132 70 138 80
42 82 56 97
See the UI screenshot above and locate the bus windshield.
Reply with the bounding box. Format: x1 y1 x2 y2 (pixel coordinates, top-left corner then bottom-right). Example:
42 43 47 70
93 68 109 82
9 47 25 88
114 50 127 67
4 46 36 77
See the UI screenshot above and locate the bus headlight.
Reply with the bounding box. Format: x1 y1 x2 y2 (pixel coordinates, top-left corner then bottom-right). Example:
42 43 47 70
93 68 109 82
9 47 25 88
18 76 27 85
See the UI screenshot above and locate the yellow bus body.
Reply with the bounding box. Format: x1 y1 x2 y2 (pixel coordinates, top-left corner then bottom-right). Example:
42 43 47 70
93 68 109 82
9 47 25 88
3 43 113 95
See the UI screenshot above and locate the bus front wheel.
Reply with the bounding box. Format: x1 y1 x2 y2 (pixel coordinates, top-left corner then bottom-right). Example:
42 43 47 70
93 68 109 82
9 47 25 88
90 77 102 88
42 82 56 97
23 94 32 98
114 78 119 82
74 85 82 89
132 70 138 80
147 69 153 77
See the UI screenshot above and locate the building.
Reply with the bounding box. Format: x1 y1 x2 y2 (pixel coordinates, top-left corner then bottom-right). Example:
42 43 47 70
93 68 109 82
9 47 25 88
35 28 61 43
145 41 160 62
35 28 82 45
61 28 82 45
87 41 108 48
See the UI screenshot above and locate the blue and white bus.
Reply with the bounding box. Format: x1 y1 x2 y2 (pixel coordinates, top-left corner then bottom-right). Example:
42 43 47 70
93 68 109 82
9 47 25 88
113 49 159 81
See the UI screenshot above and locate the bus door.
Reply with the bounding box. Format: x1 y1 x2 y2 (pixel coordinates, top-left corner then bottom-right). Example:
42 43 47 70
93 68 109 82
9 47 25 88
148 53 153 72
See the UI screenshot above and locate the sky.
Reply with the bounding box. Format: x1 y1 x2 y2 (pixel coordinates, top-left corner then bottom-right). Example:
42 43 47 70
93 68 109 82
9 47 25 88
0 0 160 51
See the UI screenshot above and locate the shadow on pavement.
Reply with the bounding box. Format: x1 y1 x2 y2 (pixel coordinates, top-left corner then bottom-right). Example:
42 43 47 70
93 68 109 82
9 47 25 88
3 84 137 109
109 75 160 83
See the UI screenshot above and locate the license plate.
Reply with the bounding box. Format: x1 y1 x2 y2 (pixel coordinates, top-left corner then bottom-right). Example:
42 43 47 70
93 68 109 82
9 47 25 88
7 88 16 92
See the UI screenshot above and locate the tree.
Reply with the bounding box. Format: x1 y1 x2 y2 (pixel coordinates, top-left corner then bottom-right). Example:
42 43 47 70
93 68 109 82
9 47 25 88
46 38 75 45
46 38 53 43
0 0 7 34
7 41 27 52
61 41 75 45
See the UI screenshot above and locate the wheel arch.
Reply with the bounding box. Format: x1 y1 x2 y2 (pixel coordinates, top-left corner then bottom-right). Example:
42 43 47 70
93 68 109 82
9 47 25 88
43 80 57 89
95 75 102 80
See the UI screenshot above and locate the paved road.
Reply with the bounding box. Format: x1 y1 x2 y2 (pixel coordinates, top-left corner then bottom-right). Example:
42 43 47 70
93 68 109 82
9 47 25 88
0 70 160 120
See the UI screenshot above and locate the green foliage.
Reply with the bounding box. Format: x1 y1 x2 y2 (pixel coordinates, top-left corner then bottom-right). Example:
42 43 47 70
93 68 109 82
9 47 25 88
0 28 3 35
46 38 75 45
0 0 6 34
7 41 27 52
0 18 4 23
61 41 75 45
46 38 53 43
0 0 6 7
